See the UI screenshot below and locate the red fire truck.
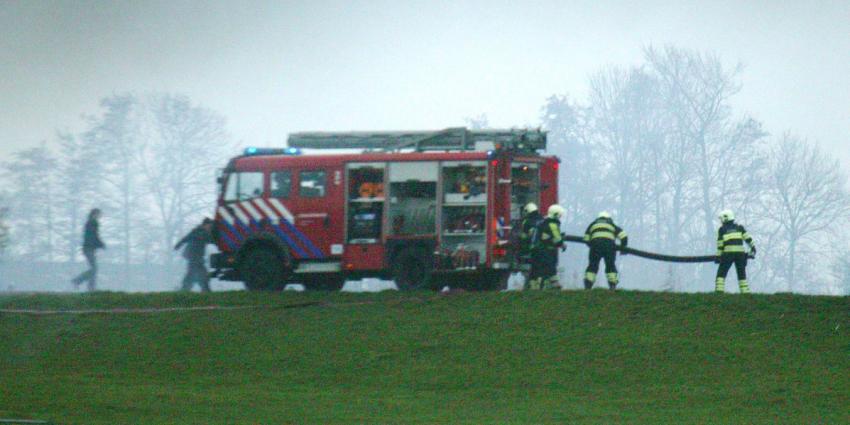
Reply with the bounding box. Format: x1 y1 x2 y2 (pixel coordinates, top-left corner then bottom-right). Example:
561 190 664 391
209 128 559 290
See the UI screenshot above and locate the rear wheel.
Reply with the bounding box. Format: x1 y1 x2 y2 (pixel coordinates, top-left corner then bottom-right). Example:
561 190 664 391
241 248 286 291
392 247 433 290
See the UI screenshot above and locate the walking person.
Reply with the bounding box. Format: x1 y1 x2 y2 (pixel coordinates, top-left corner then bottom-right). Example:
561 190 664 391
715 210 756 294
72 208 105 291
528 204 566 290
174 218 214 292
583 211 628 290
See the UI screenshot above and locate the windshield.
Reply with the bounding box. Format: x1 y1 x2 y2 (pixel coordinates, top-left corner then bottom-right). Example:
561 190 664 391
224 172 264 202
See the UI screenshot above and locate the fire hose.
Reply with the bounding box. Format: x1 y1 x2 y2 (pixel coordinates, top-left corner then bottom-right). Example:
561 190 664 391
561 235 754 263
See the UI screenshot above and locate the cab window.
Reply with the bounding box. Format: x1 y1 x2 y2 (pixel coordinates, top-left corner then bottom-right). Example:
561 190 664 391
224 172 264 201
270 171 292 198
299 170 326 198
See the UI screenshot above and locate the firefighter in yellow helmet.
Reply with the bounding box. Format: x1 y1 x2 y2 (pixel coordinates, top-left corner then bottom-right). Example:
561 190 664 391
583 211 628 290
528 204 566 290
517 202 542 266
715 210 755 293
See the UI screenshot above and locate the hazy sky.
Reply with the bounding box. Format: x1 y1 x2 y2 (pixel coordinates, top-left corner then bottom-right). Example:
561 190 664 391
1 0 848 169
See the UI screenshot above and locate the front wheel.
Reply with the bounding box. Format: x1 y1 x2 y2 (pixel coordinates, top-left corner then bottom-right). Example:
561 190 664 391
241 248 286 291
392 248 433 290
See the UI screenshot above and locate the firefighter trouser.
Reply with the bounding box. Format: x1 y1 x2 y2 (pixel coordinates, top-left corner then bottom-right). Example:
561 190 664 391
181 260 211 292
585 241 618 290
528 248 559 289
715 253 749 293
72 248 98 291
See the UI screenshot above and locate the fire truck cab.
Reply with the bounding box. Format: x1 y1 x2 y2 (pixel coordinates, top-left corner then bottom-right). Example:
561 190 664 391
210 127 559 291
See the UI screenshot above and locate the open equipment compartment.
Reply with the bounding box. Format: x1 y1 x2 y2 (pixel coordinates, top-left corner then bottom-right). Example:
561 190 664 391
346 163 385 244
439 160 488 269
387 162 438 236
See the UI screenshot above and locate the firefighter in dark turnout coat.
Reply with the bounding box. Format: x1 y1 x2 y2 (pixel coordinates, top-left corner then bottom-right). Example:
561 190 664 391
175 218 214 292
517 202 542 266
528 204 566 290
72 208 105 291
715 210 755 293
583 211 628 290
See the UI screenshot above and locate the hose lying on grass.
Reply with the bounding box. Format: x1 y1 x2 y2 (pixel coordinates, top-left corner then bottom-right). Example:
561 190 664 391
562 235 753 264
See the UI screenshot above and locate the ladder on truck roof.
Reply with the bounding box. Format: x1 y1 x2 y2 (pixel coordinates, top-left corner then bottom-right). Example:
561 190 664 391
287 127 546 153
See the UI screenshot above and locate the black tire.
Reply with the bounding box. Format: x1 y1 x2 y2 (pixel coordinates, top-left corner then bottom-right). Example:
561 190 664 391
241 248 285 291
392 247 433 290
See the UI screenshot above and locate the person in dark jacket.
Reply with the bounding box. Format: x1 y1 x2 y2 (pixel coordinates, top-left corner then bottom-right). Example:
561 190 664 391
583 211 628 290
516 202 542 270
175 218 214 292
72 208 105 291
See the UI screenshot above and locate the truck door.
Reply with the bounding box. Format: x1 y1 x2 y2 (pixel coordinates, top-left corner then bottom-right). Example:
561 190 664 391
281 166 345 260
343 162 386 271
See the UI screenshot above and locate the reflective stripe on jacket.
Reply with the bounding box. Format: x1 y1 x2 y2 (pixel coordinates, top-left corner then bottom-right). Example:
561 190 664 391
717 222 754 255
583 218 627 243
537 217 563 250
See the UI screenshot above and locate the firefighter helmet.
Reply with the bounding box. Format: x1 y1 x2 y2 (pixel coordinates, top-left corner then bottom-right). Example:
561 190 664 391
719 210 735 223
547 204 565 219
598 211 611 219
524 202 538 214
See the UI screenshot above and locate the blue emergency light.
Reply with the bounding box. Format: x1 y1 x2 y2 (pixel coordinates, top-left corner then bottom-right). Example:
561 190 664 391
243 147 301 156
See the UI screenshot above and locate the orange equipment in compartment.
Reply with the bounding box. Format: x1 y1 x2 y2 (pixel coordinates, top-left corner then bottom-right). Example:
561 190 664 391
358 182 384 198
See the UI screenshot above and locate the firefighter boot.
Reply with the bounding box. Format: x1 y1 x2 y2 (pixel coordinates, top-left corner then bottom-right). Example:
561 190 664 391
606 273 619 291
583 272 596 290
738 279 750 294
715 277 725 293
528 278 542 290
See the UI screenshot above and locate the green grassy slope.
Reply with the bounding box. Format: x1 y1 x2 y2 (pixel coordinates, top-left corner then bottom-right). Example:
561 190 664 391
1 290 848 424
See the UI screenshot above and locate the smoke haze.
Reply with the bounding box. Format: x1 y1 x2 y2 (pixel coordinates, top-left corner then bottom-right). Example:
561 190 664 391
2 1 848 168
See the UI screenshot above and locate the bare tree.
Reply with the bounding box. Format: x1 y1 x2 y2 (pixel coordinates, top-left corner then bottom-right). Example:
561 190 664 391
645 46 766 253
137 93 232 263
759 134 850 291
540 94 597 230
587 67 669 244
83 94 144 276
1 144 58 261
55 131 105 262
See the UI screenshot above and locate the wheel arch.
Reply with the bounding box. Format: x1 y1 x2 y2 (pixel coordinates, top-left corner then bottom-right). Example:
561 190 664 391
236 233 291 270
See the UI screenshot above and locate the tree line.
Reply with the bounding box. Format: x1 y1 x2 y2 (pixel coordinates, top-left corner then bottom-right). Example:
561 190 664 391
1 46 848 294
537 46 850 294
0 93 234 282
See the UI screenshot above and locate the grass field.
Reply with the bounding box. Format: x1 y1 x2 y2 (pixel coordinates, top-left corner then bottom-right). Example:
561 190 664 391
1 289 848 424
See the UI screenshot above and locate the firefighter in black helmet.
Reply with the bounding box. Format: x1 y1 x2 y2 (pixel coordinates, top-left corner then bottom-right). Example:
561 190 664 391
528 204 566 290
583 211 628 290
715 210 755 294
